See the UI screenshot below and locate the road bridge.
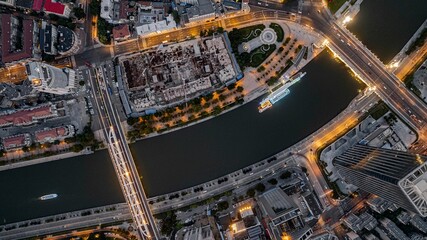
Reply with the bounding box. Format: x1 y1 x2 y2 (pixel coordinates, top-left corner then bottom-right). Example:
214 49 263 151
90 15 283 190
88 67 160 239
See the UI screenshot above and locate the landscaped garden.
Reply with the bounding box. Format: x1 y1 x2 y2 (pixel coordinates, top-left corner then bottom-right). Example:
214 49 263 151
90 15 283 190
269 23 284 42
228 24 266 51
236 44 277 69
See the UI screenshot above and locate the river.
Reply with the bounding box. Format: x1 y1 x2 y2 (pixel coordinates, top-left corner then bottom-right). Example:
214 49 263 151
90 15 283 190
0 50 363 224
132 50 365 196
346 0 427 63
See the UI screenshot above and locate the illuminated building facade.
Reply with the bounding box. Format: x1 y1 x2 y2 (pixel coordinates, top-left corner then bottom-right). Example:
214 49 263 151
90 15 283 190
334 144 427 216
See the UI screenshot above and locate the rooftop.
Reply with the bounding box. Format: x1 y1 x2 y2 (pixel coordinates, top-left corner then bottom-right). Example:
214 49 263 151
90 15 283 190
35 126 68 142
57 25 75 53
2 134 28 150
0 105 57 127
399 161 427 217
113 24 131 39
1 14 34 64
32 0 43 11
43 0 66 15
258 188 297 219
16 0 34 9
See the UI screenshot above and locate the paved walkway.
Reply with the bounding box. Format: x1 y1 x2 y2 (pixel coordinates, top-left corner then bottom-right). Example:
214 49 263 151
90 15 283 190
0 149 93 172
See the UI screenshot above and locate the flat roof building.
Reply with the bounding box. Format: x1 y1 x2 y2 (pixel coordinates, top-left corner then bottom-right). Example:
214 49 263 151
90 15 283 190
186 0 215 23
258 188 312 240
40 21 58 55
100 0 128 24
334 144 427 216
26 61 76 95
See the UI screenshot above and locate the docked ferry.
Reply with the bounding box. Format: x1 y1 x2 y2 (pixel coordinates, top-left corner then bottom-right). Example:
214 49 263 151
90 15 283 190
258 72 306 113
39 194 58 200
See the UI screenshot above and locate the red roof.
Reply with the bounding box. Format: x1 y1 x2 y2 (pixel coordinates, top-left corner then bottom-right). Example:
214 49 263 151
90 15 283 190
113 25 131 40
0 105 55 127
43 0 66 15
2 134 26 150
1 14 34 64
35 126 67 142
32 0 44 11
119 0 130 19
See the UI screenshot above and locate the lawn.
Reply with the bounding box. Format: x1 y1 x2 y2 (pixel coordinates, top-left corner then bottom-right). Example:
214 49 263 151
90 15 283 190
236 44 276 69
327 0 348 14
269 23 284 42
368 101 389 120
228 24 266 51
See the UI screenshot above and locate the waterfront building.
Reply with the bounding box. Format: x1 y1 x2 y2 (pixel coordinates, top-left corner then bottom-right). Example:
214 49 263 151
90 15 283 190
258 188 312 240
334 144 427 216
26 61 76 95
35 125 74 143
1 133 31 151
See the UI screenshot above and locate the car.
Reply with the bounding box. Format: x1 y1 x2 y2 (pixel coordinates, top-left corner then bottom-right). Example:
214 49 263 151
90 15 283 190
258 2 261 5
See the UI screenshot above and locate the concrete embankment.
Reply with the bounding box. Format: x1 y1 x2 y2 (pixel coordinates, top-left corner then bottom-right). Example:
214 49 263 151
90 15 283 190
0 149 93 172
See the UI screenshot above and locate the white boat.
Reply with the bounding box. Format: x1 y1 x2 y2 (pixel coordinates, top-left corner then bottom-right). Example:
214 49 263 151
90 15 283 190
39 194 58 200
258 72 306 113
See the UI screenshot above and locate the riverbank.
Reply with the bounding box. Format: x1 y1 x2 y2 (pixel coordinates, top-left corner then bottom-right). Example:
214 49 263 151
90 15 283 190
0 149 93 172
128 20 324 142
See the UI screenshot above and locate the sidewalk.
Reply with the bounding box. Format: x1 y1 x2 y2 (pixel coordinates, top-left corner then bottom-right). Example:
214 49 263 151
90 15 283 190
0 149 93 172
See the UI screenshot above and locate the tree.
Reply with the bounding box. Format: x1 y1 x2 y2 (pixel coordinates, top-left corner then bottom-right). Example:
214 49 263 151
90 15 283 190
217 201 229 211
236 86 244 93
79 80 85 86
89 0 100 15
217 27 224 33
247 188 256 197
227 83 236 90
255 183 265 192
22 146 29 152
160 211 178 235
73 7 86 19
172 10 180 24
268 178 278 185
71 144 84 152
301 167 308 173
219 94 226 101
280 171 292 179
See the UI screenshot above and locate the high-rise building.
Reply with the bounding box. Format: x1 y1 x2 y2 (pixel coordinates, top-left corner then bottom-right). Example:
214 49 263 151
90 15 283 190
26 61 76 95
334 144 427 216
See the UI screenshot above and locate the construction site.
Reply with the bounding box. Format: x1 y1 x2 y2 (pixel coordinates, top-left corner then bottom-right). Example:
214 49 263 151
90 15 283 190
119 36 238 113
